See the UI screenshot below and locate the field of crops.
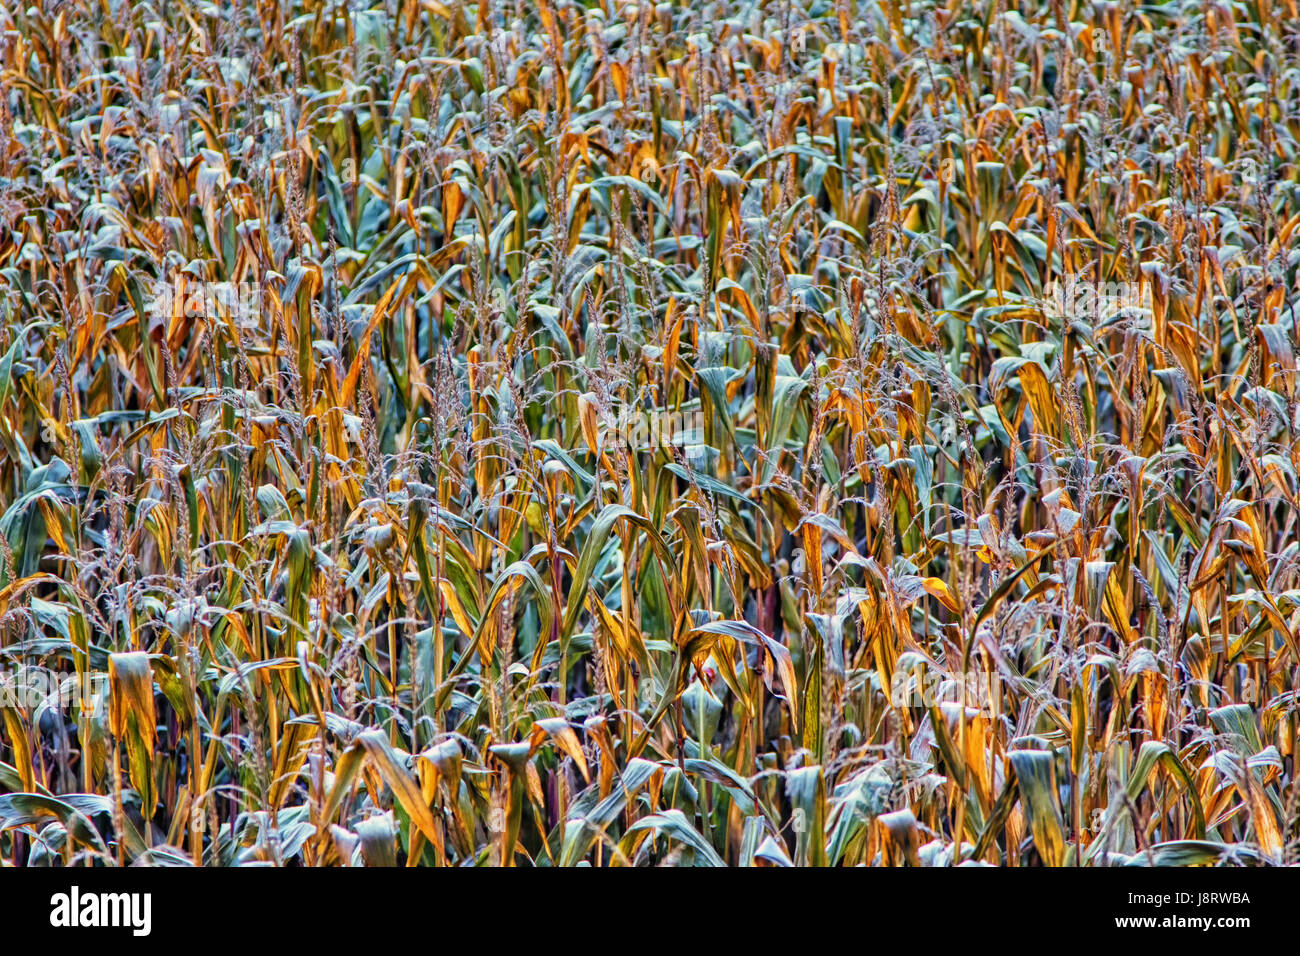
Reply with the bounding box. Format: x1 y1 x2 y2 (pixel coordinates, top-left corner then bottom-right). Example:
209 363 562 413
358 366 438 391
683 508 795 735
1 0 1298 867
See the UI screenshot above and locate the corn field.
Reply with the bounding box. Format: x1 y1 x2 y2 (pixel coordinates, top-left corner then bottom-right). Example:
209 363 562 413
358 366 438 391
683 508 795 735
1 0 1299 868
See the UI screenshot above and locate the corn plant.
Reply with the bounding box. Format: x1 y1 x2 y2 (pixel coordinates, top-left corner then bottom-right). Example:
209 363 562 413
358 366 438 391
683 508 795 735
0 0 1299 866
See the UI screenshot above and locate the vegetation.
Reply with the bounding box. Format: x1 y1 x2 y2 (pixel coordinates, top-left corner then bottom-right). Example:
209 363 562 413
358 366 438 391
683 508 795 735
1 0 1299 867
